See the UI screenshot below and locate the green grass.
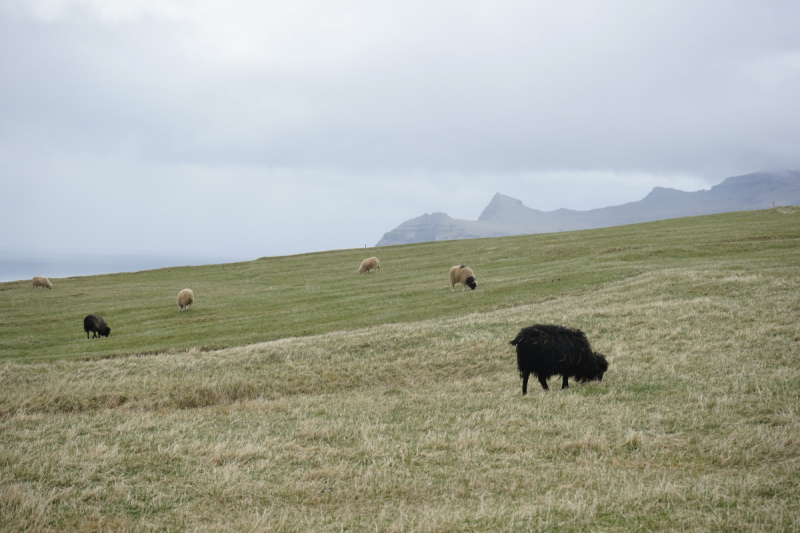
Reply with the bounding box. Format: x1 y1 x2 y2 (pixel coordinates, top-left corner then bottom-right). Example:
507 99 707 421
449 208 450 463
2 208 799 361
1 207 799 531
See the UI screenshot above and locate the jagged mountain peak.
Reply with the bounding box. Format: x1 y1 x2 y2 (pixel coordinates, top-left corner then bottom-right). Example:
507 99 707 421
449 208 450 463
478 193 546 226
479 193 533 221
375 170 800 246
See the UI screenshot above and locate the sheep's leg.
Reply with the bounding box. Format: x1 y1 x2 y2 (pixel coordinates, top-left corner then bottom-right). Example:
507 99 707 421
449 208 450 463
561 375 569 389
522 372 530 395
538 375 549 390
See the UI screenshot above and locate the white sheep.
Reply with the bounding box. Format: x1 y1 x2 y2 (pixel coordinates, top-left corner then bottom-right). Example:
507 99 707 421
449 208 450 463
449 265 477 292
32 276 52 289
177 288 194 311
359 257 381 275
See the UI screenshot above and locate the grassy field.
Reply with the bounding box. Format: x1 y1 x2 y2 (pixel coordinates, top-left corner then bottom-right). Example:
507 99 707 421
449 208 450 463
1 208 799 531
2 208 799 362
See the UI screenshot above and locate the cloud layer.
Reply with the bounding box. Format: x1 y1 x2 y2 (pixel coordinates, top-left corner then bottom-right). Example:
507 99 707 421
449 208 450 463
1 0 799 258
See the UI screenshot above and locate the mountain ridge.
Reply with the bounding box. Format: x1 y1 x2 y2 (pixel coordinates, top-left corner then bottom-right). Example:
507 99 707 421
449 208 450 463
376 170 800 246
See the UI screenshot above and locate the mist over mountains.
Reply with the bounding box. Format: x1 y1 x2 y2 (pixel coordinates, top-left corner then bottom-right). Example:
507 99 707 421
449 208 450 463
376 170 800 247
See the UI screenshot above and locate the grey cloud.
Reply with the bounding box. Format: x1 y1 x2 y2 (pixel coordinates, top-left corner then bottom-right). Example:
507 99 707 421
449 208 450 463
1 1 799 262
2 2 799 175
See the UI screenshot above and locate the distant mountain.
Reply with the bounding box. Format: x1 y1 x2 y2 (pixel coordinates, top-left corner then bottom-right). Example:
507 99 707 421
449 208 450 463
376 170 800 246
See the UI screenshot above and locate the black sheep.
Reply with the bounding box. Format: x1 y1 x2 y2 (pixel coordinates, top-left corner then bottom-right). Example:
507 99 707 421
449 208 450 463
510 324 608 395
84 314 111 339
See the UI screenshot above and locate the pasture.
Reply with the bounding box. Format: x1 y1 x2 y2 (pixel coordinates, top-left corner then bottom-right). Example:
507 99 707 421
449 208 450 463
1 208 799 531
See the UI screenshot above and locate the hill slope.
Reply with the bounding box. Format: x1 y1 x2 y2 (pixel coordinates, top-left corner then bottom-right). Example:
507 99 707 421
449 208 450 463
376 169 800 246
1 207 799 531
1 207 798 362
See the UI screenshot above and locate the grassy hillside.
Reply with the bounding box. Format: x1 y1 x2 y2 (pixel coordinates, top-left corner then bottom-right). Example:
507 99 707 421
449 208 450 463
2 208 799 362
1 208 799 531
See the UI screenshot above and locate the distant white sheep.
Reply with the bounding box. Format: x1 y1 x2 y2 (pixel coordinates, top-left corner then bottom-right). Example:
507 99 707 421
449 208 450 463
177 288 194 311
359 257 381 275
449 265 477 292
32 276 52 289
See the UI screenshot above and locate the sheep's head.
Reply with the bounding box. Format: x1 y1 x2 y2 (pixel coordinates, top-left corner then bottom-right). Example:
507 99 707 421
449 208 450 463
101 326 111 337
466 276 477 290
579 353 608 382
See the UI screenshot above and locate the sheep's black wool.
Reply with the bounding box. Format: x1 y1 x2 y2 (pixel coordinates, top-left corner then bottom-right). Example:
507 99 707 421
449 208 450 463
510 324 608 394
84 314 111 339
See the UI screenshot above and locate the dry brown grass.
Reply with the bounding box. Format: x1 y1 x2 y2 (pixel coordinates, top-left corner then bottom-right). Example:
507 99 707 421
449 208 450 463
2 257 799 531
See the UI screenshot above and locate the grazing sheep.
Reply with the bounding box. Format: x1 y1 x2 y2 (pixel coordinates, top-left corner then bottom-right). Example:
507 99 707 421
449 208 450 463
449 265 477 292
32 276 52 289
83 314 111 339
510 324 608 395
177 289 194 311
359 257 381 275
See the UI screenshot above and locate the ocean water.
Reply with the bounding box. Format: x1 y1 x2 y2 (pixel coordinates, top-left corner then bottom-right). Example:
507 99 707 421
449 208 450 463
0 251 249 283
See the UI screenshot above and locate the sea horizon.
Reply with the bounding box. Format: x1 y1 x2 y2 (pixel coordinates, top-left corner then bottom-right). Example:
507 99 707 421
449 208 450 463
0 250 252 283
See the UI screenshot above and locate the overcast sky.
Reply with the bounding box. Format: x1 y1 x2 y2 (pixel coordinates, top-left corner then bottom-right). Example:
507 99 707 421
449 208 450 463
2 0 799 262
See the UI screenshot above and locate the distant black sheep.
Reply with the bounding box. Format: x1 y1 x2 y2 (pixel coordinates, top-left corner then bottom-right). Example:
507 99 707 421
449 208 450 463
84 314 111 339
509 324 608 395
